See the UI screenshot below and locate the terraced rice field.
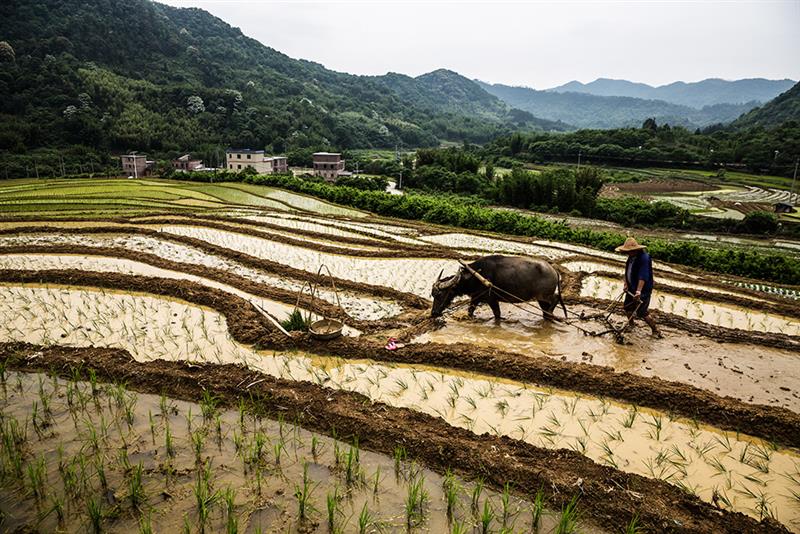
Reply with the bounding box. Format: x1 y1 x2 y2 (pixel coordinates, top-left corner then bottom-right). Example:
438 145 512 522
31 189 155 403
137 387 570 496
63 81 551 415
1 177 799 533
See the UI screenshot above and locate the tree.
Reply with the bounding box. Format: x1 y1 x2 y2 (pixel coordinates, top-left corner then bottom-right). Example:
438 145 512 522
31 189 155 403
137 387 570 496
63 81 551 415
186 95 205 114
642 118 658 131
0 41 14 63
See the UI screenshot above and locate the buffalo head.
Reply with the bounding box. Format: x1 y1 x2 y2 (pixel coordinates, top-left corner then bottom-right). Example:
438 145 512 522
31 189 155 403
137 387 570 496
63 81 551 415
430 268 464 317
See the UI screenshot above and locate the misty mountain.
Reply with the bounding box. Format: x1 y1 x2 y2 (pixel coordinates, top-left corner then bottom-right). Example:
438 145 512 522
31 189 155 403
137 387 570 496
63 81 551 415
476 81 755 130
549 77 796 108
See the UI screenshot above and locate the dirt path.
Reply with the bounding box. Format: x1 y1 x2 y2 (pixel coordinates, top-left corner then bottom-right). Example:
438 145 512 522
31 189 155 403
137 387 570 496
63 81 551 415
0 342 788 534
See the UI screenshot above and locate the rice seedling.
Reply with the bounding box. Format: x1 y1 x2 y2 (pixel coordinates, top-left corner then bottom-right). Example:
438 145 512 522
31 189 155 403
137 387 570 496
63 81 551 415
531 487 545 532
495 399 510 417
471 476 484 513
450 520 468 534
394 445 407 477
344 441 362 487
136 510 154 534
50 493 65 525
625 513 643 533
87 497 103 533
165 420 176 458
281 309 310 332
192 428 206 463
273 441 285 467
26 454 47 500
326 486 341 532
405 471 429 528
480 499 494 534
372 466 382 497
94 456 108 491
129 462 147 511
357 502 373 534
622 406 638 428
195 460 219 533
645 415 663 441
501 482 515 527
443 469 460 520
200 389 219 421
295 462 317 521
555 495 580 534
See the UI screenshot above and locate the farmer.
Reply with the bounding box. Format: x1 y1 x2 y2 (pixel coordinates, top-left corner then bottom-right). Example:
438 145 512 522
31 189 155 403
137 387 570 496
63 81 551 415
615 237 662 338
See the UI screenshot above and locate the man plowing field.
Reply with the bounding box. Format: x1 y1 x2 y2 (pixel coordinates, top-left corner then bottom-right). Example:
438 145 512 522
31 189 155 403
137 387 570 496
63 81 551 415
615 237 662 338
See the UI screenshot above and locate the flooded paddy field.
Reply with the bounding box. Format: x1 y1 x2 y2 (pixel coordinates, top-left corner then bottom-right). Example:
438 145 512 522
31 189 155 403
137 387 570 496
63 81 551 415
2 178 800 532
1 371 570 533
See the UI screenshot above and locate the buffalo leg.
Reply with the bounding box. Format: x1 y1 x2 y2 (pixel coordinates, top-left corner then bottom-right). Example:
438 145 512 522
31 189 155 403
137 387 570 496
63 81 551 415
539 300 557 320
467 296 483 318
488 298 502 322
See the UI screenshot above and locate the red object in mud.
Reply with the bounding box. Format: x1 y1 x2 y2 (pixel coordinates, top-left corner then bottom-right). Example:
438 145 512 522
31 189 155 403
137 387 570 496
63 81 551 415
385 337 399 351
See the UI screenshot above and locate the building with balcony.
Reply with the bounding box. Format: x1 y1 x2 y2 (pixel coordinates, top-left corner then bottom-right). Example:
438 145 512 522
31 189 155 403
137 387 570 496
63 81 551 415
226 149 288 174
313 152 347 182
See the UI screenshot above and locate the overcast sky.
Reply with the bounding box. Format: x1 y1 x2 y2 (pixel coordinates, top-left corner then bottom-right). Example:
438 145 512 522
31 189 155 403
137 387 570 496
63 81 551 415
160 0 799 89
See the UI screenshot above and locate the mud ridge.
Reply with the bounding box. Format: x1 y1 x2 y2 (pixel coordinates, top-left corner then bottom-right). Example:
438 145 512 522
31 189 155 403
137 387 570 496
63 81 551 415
0 342 787 534
0 268 797 449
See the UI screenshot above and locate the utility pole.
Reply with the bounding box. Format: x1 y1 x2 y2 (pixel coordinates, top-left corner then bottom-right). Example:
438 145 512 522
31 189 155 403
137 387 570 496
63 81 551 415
790 157 799 207
577 150 582 169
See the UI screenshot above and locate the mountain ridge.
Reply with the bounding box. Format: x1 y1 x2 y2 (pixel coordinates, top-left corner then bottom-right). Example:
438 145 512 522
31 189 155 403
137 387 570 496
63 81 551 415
547 77 796 108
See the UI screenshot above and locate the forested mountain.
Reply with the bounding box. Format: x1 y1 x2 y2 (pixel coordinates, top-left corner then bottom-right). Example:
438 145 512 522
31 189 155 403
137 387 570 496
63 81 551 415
375 69 570 132
0 0 559 159
549 77 796 108
731 81 800 130
477 81 755 129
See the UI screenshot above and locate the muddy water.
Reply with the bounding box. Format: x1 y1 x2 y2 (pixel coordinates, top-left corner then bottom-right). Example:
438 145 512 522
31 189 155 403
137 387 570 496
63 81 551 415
0 284 798 529
0 253 359 337
140 218 388 252
0 233 402 321
415 306 800 411
241 214 387 242
581 275 800 336
0 372 566 533
420 233 572 260
265 213 428 245
154 224 458 298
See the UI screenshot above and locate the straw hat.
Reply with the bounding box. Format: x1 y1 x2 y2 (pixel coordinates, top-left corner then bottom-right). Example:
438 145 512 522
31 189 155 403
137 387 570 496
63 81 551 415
615 237 646 252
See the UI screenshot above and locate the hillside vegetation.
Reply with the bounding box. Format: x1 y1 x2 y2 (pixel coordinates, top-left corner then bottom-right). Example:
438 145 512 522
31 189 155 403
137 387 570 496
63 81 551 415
731 81 800 129
0 0 557 162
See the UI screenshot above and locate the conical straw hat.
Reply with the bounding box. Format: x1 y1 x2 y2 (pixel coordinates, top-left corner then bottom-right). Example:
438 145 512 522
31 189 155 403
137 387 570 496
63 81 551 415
615 237 646 252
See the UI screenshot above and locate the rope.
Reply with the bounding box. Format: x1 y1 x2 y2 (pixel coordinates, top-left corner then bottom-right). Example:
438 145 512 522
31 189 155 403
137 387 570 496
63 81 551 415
441 262 642 341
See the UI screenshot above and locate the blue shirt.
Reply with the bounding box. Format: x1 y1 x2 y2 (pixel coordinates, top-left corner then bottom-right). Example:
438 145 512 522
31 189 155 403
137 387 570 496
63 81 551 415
625 251 654 294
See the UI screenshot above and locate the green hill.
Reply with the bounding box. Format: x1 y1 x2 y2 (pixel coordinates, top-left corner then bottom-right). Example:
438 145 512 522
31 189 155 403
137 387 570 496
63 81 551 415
0 0 560 159
731 81 800 129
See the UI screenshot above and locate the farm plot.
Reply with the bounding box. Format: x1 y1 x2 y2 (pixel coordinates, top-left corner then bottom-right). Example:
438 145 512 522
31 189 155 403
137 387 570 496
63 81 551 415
580 275 800 336
0 371 562 534
0 254 361 336
0 233 403 321
0 283 798 528
154 224 459 298
416 306 800 410
4 178 800 531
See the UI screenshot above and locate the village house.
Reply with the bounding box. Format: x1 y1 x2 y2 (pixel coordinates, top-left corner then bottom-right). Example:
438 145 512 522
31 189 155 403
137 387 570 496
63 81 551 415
313 152 350 182
120 154 149 177
225 149 288 174
172 154 204 172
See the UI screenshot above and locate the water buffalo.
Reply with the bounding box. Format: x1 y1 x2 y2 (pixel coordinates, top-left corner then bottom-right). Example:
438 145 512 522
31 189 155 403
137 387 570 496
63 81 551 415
430 255 566 321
